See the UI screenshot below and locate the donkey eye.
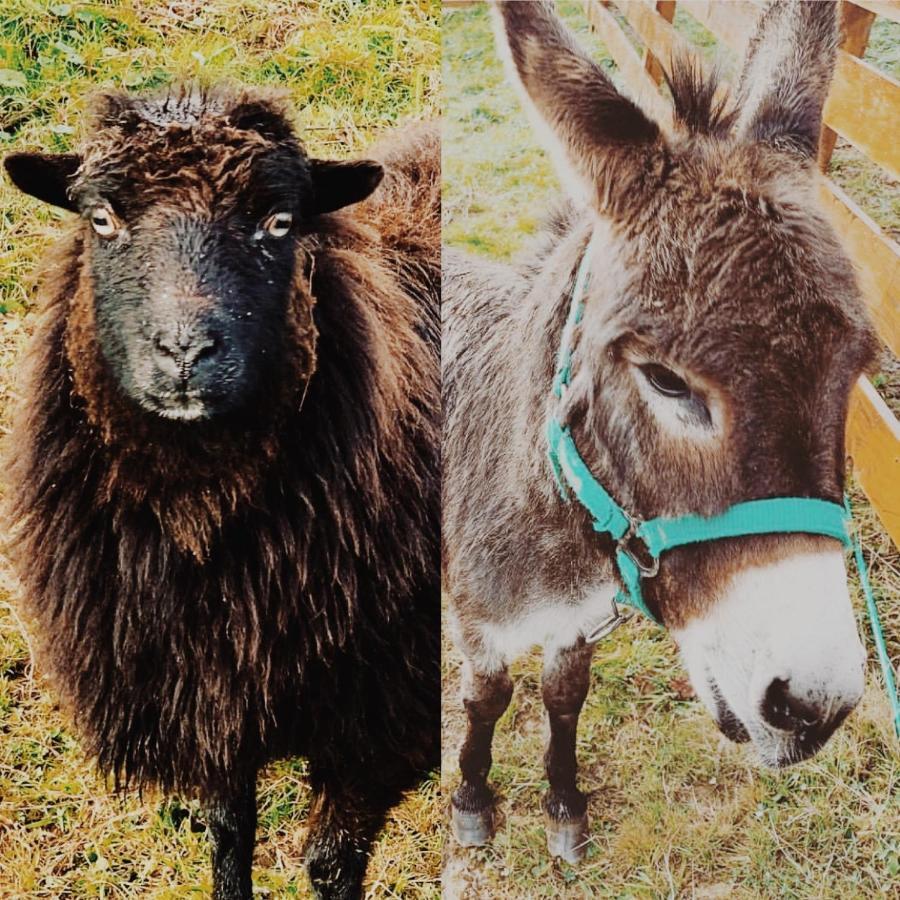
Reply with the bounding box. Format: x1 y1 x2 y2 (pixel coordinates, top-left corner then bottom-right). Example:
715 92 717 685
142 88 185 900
641 364 691 399
262 211 293 238
90 206 118 238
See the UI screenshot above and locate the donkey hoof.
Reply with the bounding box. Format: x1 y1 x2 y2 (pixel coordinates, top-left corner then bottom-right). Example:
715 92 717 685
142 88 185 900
545 813 589 864
451 805 494 847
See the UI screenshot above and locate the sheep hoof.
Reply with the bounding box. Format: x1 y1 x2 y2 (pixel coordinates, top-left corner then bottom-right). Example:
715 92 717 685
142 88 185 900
450 804 493 847
545 813 589 864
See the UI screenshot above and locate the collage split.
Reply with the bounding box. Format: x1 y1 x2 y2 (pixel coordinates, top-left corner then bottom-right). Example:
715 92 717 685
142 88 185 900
0 1 898 897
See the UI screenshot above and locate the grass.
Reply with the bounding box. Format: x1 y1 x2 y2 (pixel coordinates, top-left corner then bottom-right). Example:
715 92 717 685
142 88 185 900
441 5 900 898
0 1 440 897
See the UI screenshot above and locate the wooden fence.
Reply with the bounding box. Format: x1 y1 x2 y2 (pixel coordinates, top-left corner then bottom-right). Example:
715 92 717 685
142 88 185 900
579 0 900 549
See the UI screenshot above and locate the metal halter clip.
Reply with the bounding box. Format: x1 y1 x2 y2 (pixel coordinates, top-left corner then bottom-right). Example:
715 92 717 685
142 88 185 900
617 517 660 578
585 596 633 644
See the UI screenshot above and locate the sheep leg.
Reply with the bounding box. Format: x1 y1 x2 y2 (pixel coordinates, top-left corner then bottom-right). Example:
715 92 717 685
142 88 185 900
303 775 399 900
542 639 593 863
206 778 257 900
450 662 514 846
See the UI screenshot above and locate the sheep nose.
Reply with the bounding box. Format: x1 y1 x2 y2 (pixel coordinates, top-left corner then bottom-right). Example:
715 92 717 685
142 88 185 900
760 676 859 744
152 325 220 382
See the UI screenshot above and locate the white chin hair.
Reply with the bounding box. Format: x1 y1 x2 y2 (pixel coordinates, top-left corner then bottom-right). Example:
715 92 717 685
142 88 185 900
671 548 865 762
155 400 208 421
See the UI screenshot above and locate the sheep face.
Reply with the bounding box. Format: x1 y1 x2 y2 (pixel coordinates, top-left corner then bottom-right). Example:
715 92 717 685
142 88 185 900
5 86 384 423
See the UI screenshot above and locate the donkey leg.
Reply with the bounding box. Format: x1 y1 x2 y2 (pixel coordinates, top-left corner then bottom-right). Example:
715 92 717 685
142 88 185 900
451 663 514 847
303 773 401 900
206 776 257 900
542 640 593 863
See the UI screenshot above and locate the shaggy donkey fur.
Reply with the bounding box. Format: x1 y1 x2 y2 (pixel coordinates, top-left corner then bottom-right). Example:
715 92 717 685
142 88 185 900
443 0 877 864
4 85 439 898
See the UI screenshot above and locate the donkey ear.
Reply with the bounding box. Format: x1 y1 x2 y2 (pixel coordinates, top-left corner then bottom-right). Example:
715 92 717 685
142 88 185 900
733 0 838 159
4 152 81 212
308 159 384 215
491 0 661 211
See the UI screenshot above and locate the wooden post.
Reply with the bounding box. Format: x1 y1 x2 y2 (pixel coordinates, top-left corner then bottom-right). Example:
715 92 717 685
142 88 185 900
818 1 877 170
643 1 677 84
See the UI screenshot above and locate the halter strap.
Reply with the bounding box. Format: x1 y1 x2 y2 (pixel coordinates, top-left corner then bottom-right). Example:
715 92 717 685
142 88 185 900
546 235 852 625
546 233 900 738
638 497 851 556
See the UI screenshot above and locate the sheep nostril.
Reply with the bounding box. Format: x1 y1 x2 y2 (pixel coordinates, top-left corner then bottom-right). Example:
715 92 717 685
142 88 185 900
192 336 219 365
152 329 221 379
153 332 177 359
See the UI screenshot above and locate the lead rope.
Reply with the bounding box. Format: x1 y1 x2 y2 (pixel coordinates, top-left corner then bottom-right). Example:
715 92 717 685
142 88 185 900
848 500 900 737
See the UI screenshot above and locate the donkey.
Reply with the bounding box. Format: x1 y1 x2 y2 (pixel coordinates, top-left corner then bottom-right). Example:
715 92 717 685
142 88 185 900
442 0 878 862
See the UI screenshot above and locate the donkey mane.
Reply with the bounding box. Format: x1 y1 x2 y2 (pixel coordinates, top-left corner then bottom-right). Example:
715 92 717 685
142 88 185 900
665 57 737 138
514 57 757 286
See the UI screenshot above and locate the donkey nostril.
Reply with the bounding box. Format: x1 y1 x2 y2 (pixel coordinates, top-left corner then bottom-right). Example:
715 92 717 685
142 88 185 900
761 677 820 732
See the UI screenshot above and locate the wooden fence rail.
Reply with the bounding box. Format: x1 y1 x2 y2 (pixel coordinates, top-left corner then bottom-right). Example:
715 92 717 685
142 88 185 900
581 0 900 547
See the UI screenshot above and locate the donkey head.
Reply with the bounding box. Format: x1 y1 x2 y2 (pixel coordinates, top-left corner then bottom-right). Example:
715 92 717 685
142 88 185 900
495 1 878 766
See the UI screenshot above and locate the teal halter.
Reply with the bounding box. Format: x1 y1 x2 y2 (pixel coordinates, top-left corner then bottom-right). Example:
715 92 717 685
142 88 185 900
547 235 900 737
544 234 899 737
547 237 850 624
547 415 852 625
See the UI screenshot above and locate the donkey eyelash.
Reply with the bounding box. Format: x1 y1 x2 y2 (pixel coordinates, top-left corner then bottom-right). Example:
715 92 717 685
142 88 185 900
636 362 713 428
640 363 691 399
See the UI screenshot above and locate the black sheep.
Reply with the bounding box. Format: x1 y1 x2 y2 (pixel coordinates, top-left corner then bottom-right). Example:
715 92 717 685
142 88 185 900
3 84 440 899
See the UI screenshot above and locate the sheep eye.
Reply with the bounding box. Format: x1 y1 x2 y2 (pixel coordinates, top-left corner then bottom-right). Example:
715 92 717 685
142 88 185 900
263 211 293 238
90 206 118 238
641 363 691 399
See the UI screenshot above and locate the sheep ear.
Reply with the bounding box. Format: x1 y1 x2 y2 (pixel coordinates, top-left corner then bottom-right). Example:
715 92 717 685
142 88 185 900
3 152 81 211
309 160 384 215
491 0 661 212
733 0 838 158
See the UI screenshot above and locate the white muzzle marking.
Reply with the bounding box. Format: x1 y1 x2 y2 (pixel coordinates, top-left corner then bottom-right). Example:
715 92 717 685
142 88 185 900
672 548 865 765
